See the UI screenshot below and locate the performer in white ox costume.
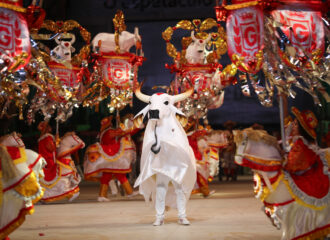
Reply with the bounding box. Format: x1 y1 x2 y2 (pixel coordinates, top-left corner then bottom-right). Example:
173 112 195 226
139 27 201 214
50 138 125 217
133 84 196 226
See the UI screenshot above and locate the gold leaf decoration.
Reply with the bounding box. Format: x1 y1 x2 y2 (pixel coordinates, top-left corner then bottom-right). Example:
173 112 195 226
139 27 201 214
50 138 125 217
162 27 173 41
72 45 90 66
200 18 218 31
63 20 80 32
214 38 227 56
206 52 217 64
166 43 178 59
80 26 91 44
176 20 193 30
41 20 58 32
113 10 126 33
196 31 209 40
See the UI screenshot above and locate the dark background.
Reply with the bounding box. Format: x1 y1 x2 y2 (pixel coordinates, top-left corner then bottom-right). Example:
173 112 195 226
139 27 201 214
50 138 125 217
3 0 322 148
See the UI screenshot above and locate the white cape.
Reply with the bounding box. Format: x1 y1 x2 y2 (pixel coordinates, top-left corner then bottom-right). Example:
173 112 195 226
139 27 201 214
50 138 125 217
134 114 196 208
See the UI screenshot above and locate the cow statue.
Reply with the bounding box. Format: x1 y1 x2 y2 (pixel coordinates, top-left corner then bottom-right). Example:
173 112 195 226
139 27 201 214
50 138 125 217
133 83 196 226
185 31 211 64
51 33 76 62
92 27 141 54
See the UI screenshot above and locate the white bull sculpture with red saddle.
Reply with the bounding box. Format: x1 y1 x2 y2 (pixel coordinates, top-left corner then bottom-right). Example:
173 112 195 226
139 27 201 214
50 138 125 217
133 84 196 226
92 27 141 53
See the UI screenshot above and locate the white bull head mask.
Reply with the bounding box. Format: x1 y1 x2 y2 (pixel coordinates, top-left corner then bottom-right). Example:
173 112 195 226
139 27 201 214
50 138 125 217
134 83 193 154
52 33 76 61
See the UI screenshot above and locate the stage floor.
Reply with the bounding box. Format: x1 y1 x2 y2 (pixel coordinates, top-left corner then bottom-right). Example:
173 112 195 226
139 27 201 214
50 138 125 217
10 176 282 240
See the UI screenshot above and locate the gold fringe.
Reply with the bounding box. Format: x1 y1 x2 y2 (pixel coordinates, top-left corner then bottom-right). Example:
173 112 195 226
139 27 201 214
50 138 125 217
244 154 282 166
0 2 26 13
14 172 40 197
224 1 258 10
97 139 133 163
0 207 33 239
85 168 131 181
32 188 44 204
259 173 284 202
282 178 326 211
295 225 330 240
42 186 79 202
40 166 62 189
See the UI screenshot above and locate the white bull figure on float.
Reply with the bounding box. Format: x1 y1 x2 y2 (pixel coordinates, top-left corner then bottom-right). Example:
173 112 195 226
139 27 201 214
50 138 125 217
92 27 141 53
185 31 211 64
133 83 196 226
51 34 76 61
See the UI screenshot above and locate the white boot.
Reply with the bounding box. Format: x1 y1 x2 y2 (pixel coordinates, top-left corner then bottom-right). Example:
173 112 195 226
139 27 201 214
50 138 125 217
154 180 167 226
69 192 80 202
126 191 139 198
109 180 118 196
175 188 190 225
178 217 190 225
153 215 164 226
97 196 110 202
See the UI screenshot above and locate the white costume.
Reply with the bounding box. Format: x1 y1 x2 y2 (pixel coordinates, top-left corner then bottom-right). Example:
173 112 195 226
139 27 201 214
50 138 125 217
133 87 196 225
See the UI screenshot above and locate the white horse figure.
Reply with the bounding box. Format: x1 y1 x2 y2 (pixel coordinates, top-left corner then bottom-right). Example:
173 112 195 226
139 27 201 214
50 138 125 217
0 132 25 148
0 132 46 189
0 133 46 239
40 132 85 202
233 128 330 240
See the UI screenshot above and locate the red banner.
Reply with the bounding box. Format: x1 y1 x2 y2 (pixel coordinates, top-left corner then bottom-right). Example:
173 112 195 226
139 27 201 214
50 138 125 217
226 5 264 73
48 61 80 89
96 53 135 89
0 7 31 68
271 5 324 59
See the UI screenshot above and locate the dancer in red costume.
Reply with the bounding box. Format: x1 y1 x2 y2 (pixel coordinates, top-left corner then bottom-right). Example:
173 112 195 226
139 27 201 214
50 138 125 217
84 115 139 202
281 95 322 174
38 122 84 202
37 121 57 184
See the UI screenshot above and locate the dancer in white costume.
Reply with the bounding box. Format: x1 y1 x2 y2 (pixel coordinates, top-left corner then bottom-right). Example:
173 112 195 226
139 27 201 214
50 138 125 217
133 84 196 226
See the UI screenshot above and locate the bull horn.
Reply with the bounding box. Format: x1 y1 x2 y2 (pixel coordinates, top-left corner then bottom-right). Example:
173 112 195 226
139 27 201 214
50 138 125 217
171 87 193 103
135 81 150 103
55 35 61 45
191 31 197 41
205 33 211 43
134 27 141 42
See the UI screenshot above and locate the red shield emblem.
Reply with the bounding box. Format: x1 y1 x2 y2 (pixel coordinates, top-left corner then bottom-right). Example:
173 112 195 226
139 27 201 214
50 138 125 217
0 7 31 68
97 56 133 89
226 6 264 72
271 6 324 56
48 61 80 89
183 70 210 94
